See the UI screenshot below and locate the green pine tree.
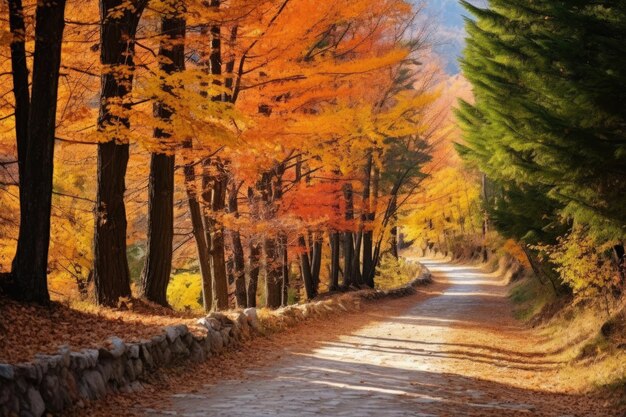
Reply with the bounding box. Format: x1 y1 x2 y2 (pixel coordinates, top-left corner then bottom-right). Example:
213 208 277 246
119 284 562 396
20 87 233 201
457 0 626 247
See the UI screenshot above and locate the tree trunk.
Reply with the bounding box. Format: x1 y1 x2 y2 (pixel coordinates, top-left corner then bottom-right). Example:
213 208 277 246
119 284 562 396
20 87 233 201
209 166 229 310
258 171 282 309
389 189 398 260
279 233 289 306
351 229 363 286
481 173 489 262
8 0 30 280
367 166 380 286
271 169 289 306
198 1 229 311
264 236 283 308
93 0 145 306
372 173 401 280
141 4 185 306
342 182 355 288
298 235 316 300
226 253 235 285
12 0 67 304
311 233 323 291
228 178 247 308
247 239 261 308
329 231 340 291
141 153 175 305
183 144 213 311
361 153 374 287
7 0 29 187
246 186 261 307
223 25 238 102
200 161 215 309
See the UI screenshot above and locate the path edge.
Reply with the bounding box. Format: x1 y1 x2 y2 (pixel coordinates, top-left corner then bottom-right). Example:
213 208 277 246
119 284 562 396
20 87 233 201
0 263 432 417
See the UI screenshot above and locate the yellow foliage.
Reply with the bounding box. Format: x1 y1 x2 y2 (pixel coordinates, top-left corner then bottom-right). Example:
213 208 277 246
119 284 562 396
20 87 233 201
399 75 482 252
403 166 482 244
542 227 621 299
502 239 531 269
167 272 204 312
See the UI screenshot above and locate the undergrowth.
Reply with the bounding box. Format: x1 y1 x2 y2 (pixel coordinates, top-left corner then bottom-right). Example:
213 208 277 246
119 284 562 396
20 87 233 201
508 262 626 393
509 274 556 322
375 255 423 290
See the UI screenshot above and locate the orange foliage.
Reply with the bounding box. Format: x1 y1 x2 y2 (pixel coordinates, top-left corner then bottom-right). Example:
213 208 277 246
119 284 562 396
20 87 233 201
0 0 445 300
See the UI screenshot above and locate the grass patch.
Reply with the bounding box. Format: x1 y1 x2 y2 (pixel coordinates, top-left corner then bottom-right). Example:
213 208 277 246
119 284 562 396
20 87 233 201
509 274 555 322
375 255 423 291
579 334 612 359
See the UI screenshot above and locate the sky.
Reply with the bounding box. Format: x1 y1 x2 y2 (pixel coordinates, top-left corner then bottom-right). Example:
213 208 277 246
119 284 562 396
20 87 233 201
420 0 482 74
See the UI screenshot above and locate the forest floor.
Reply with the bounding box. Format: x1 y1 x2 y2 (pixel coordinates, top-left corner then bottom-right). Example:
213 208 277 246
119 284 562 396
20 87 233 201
0 294 206 363
73 258 625 417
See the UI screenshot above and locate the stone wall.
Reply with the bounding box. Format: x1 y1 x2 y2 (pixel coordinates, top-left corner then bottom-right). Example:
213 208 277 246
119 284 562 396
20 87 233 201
0 266 431 417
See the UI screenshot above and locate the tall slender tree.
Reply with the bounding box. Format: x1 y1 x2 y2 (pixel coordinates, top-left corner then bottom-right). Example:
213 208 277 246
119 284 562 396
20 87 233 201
12 0 67 304
141 0 186 306
94 0 146 306
227 177 247 307
361 152 374 287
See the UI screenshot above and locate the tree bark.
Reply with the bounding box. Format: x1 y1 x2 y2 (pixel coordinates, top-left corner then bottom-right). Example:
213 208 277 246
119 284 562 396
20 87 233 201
265 182 282 308
298 235 316 300
248 240 261 308
12 0 67 304
361 153 374 287
197 1 229 311
93 0 145 306
264 236 283 308
311 233 323 291
246 186 261 307
7 0 30 280
7 0 29 187
228 178 247 307
247 187 261 307
272 171 290 306
351 228 363 286
367 166 381 286
279 233 289 306
342 182 355 288
183 144 213 311
257 171 281 308
140 5 185 306
481 173 489 262
209 165 229 310
329 231 340 291
389 194 399 259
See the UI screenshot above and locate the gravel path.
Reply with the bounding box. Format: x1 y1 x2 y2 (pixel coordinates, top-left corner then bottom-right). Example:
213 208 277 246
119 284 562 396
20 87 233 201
144 259 618 417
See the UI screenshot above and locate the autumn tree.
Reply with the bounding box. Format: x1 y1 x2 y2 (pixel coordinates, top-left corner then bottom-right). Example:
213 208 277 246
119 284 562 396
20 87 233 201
10 0 67 304
0 0 443 310
140 0 186 306
94 0 147 306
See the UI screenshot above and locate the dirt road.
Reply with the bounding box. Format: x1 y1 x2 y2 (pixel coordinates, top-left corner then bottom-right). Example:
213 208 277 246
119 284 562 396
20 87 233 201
142 259 618 417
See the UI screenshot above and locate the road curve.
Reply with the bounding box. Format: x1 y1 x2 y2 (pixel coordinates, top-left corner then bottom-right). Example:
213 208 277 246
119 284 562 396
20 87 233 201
145 259 615 417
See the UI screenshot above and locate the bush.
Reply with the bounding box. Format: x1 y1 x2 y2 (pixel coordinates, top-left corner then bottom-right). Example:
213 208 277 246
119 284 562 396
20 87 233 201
541 227 621 299
375 255 422 290
167 272 203 311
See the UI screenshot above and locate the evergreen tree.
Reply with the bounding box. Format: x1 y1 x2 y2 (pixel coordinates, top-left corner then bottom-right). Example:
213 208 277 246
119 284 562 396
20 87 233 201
457 0 626 247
